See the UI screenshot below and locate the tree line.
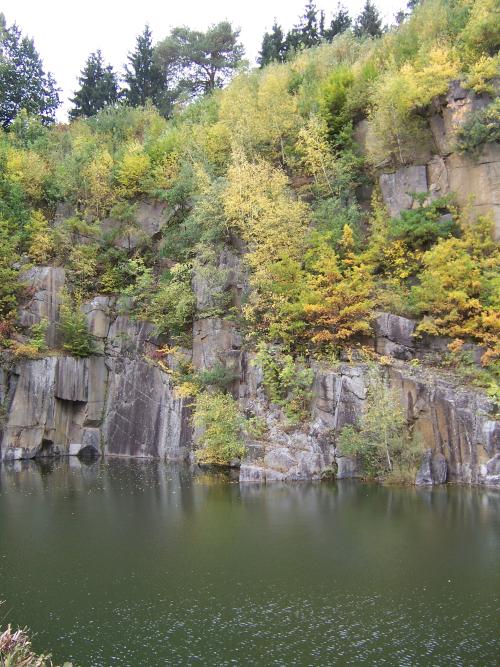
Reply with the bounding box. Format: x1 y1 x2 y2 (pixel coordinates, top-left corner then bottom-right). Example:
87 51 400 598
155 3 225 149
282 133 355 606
259 0 385 66
0 1 413 126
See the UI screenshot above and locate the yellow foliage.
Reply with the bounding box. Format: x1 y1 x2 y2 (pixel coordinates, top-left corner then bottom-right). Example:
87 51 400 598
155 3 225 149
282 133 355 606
223 151 309 341
464 53 500 93
115 143 151 197
81 150 115 216
296 115 336 196
410 45 461 106
25 210 54 264
6 148 48 201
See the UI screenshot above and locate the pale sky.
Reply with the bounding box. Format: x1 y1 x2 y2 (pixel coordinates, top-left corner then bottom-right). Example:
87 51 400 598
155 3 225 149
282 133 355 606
5 0 406 120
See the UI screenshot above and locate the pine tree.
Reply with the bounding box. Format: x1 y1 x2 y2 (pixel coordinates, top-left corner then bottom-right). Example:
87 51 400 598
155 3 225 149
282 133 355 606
0 14 60 128
69 50 119 120
124 25 164 107
324 5 352 41
354 0 383 38
155 22 244 97
258 21 286 67
299 1 321 48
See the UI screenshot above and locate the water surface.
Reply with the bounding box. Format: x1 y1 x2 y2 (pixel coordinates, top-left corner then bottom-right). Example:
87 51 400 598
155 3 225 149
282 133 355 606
1 459 499 666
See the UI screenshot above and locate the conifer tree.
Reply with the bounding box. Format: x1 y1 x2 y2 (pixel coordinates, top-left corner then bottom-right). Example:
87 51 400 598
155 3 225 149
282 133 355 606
155 22 244 98
124 25 164 107
354 0 383 38
0 14 60 128
69 50 119 120
258 21 286 67
323 5 352 41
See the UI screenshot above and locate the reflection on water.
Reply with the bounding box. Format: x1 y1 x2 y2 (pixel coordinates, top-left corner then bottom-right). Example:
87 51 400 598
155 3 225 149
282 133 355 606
1 459 499 666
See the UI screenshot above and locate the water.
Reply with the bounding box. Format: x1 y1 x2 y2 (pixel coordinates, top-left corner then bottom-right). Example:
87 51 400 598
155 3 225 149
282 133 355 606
0 459 499 666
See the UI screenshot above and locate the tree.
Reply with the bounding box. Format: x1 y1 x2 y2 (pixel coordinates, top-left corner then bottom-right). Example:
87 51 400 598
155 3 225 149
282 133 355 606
69 50 119 119
338 369 410 477
258 21 286 67
354 0 383 38
155 22 244 98
0 14 60 128
298 1 321 48
323 5 352 41
124 25 164 108
285 1 321 53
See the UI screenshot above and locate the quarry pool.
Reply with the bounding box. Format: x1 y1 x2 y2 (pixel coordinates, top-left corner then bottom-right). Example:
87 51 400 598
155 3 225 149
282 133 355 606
1 459 499 666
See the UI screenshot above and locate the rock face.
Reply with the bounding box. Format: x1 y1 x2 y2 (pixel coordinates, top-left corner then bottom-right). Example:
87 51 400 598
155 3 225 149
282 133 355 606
101 200 170 249
379 166 429 218
375 82 500 239
102 358 190 460
236 352 499 487
0 307 192 462
18 267 66 347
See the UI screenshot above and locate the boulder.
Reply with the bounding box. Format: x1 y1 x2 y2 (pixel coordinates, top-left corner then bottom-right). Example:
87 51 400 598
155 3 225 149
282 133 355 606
374 313 417 360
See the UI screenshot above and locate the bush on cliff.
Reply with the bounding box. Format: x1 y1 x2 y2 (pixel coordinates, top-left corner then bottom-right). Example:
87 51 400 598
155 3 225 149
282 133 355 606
193 390 246 465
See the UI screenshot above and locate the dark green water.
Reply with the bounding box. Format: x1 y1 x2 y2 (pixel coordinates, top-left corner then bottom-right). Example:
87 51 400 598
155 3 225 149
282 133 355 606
0 459 499 666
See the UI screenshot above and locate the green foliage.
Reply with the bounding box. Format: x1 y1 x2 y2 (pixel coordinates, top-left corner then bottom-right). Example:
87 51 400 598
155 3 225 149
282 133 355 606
354 0 383 38
29 318 48 353
456 99 500 155
124 25 165 110
319 66 354 145
338 368 418 478
69 51 119 120
154 22 244 99
389 196 459 250
255 342 314 423
193 390 246 465
0 217 21 321
0 622 73 667
58 297 94 357
0 14 60 128
132 262 196 337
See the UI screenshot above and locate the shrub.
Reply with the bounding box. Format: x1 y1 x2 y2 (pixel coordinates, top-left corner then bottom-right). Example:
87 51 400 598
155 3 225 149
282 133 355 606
193 390 246 465
455 99 500 155
142 263 196 337
389 196 458 251
337 369 417 478
59 297 94 357
255 342 314 423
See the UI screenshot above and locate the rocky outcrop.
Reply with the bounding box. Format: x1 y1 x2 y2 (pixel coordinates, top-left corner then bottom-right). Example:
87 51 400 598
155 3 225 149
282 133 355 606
379 166 428 218
374 82 500 238
101 199 171 249
18 267 66 347
236 351 499 487
1 304 192 462
102 357 190 460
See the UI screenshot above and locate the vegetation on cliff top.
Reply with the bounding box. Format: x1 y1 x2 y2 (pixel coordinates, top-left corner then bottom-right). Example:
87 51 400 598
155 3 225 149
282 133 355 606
0 0 498 401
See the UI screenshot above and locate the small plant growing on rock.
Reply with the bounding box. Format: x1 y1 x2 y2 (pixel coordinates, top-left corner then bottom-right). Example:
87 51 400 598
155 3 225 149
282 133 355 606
193 390 246 465
58 296 94 358
255 342 314 424
337 369 419 480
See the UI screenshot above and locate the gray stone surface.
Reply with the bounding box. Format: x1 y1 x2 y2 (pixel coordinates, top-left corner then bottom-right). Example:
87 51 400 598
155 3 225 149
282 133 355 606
102 358 191 460
101 200 169 249
18 266 66 347
379 166 428 218
416 450 448 485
